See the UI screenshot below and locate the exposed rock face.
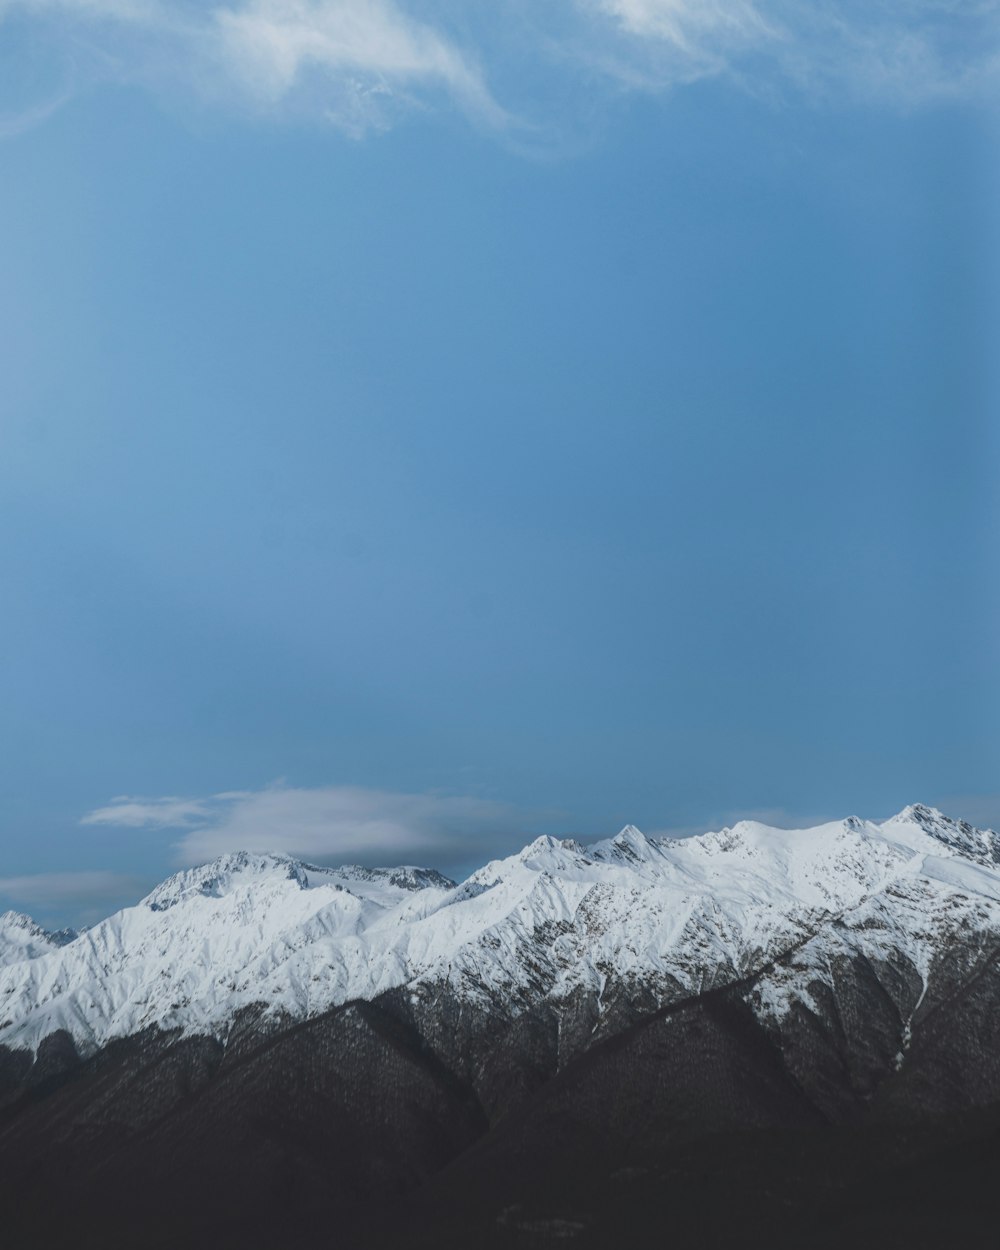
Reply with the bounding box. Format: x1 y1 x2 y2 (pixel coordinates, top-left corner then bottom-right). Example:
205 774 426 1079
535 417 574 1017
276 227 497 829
3 806 1000 1246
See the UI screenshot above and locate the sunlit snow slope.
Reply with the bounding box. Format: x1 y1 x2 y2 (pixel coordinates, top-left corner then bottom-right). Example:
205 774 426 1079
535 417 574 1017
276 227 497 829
2 805 998 1056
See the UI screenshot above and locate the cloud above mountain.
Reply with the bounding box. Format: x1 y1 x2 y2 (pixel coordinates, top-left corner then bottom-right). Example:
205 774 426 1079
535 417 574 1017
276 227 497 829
0 870 143 908
1 0 995 140
82 783 529 866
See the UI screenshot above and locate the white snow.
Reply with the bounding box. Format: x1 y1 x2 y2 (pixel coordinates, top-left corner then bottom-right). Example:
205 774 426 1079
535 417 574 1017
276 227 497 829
1 805 998 1055
0 912 75 969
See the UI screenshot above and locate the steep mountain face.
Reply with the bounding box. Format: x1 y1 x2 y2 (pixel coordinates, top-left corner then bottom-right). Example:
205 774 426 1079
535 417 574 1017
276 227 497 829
2 804 1000 1248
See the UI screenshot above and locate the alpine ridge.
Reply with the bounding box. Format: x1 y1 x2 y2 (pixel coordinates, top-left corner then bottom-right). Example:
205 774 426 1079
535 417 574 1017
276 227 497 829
2 804 998 1057
3 804 1000 1249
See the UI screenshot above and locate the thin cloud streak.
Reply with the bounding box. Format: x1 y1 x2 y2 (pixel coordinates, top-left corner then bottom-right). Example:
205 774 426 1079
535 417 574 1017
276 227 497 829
213 0 510 134
592 0 779 67
0 91 73 138
83 796 213 828
0 871 143 907
589 0 1000 104
82 784 532 867
0 0 509 137
0 0 995 142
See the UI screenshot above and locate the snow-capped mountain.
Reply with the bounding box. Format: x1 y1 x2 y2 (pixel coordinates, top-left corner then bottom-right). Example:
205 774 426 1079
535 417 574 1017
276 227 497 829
4 805 1000 1250
0 911 76 969
2 804 998 1059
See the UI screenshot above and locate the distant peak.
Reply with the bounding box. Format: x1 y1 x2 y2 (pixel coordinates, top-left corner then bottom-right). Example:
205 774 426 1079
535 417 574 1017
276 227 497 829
892 803 947 827
196 850 300 871
0 911 76 943
0 910 40 932
327 865 456 892
519 835 563 858
143 851 308 912
615 824 646 842
887 803 973 835
0 912 77 960
589 824 663 866
885 805 1000 868
141 853 459 912
611 825 652 857
512 840 575 870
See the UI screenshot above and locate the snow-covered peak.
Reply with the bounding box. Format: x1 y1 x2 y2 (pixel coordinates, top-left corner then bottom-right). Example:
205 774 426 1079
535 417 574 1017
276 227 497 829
465 835 597 895
893 803 947 825
880 804 1000 867
142 852 310 912
141 852 455 913
0 911 77 968
519 835 566 861
4 806 1000 1058
589 824 665 867
0 910 42 934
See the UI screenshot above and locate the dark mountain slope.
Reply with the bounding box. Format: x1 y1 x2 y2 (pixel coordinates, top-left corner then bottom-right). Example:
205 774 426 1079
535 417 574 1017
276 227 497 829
0 1002 486 1249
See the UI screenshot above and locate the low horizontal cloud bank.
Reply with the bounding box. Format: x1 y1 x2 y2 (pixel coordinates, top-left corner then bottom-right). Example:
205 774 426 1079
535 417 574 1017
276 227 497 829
0 0 995 140
83 795 214 828
0 870 143 908
83 783 530 867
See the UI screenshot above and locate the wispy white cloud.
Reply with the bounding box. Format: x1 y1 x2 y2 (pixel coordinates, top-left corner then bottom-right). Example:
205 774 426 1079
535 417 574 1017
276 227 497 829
0 0 508 137
213 0 508 134
591 0 778 68
0 91 72 138
0 0 995 141
82 795 213 828
585 0 1000 104
82 783 528 866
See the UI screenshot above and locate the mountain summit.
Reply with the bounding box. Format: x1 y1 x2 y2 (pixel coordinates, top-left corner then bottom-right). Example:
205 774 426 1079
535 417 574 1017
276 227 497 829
3 805 1000 1249
2 805 998 1057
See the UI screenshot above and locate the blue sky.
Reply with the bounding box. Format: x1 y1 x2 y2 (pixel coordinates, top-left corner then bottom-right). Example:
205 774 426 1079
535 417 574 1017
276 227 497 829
1 1 999 924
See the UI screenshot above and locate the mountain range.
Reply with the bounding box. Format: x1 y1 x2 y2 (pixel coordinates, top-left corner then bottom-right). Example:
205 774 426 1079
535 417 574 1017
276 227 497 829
3 803 1000 1247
